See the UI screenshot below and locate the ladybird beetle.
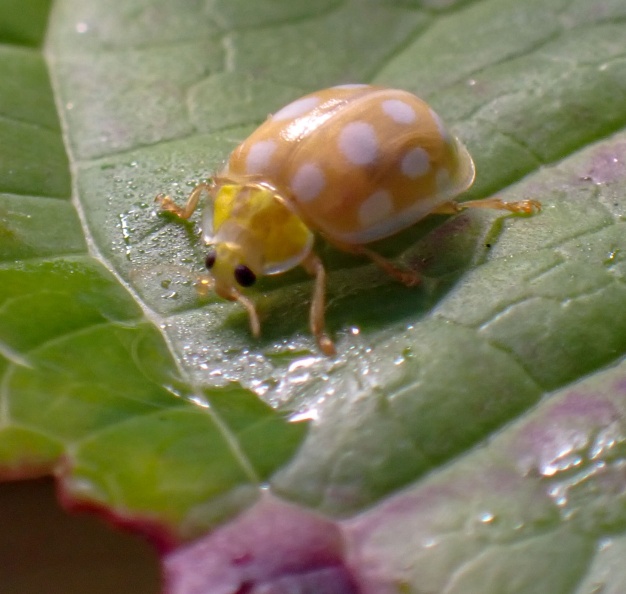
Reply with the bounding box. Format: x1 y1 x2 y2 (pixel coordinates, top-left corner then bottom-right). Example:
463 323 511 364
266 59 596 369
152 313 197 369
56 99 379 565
156 84 540 355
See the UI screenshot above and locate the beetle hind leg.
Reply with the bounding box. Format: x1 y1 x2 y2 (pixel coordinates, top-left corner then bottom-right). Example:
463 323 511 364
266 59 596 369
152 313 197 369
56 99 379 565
432 197 541 215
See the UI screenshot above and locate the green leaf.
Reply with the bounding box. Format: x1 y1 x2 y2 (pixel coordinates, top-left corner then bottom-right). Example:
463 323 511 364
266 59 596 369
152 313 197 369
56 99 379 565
2 0 626 591
0 0 52 47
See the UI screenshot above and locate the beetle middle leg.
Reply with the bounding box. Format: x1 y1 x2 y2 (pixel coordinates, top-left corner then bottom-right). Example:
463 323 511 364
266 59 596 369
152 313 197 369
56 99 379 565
329 240 421 287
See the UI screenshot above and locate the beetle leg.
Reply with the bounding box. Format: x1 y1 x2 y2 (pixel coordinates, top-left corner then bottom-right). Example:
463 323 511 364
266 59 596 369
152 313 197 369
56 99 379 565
432 197 541 215
301 252 336 356
356 246 421 287
330 241 421 287
197 275 259 337
236 292 261 339
156 182 213 220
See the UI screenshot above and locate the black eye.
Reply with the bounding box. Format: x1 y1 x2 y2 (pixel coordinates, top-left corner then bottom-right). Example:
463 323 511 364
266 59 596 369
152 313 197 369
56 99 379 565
205 248 216 270
234 264 256 287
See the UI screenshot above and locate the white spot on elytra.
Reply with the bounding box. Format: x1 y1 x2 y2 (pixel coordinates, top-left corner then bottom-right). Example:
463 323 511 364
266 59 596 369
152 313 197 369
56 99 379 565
291 163 326 202
245 140 277 174
382 99 416 124
359 189 394 228
273 96 321 121
401 147 430 178
338 122 379 166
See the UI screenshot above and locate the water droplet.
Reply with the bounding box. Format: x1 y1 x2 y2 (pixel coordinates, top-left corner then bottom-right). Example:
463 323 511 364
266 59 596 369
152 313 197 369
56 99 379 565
119 213 134 260
188 394 209 408
479 511 495 523
290 407 319 422
548 483 568 507
604 249 619 264
598 537 613 551
288 356 317 373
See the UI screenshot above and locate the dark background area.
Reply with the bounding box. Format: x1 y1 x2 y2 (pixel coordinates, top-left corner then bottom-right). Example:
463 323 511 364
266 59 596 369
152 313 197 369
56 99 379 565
0 478 161 594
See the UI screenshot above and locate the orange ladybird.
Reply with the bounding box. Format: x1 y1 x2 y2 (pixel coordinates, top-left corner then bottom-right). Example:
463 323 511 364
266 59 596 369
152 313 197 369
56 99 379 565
157 84 539 355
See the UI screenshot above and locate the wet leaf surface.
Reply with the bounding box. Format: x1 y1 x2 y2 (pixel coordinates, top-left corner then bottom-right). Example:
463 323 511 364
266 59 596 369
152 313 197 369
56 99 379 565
2 0 626 592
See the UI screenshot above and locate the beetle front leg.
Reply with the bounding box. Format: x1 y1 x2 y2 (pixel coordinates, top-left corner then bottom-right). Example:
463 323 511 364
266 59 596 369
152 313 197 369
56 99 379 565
156 182 213 220
301 252 336 356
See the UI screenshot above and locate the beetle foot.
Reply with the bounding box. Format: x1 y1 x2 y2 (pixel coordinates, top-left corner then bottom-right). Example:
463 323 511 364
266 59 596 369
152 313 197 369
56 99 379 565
317 333 337 356
505 199 542 215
